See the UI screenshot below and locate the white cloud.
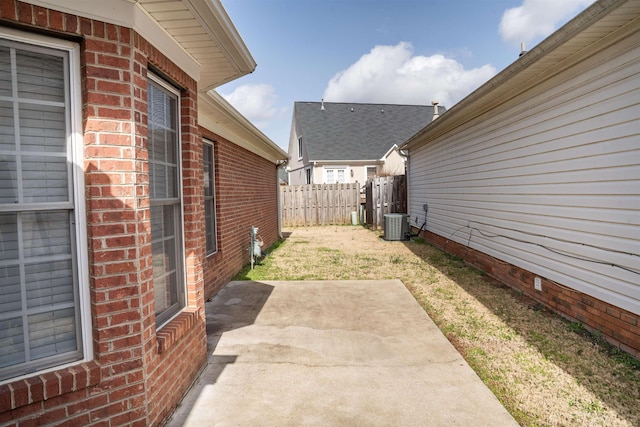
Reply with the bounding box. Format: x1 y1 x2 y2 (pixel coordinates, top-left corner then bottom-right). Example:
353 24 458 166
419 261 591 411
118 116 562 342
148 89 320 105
500 0 595 47
322 42 496 109
220 83 284 129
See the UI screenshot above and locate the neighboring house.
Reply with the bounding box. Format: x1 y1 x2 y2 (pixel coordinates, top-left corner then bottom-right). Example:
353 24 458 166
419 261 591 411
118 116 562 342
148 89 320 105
402 0 640 357
0 1 287 426
288 101 442 185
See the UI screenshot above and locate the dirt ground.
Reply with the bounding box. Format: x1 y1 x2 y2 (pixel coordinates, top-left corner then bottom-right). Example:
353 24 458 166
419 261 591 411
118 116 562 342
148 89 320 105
241 225 640 427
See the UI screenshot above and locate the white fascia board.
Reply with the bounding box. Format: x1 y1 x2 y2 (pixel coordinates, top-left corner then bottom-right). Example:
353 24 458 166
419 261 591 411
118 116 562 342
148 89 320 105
23 0 201 81
185 0 256 91
381 144 399 160
199 91 289 164
312 159 379 164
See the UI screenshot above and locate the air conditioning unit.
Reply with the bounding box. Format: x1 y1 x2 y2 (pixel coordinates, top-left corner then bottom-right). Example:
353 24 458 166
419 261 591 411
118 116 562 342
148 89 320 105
384 214 409 241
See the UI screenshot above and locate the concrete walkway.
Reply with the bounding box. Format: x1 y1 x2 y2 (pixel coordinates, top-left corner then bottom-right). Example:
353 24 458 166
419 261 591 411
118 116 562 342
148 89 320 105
166 280 518 426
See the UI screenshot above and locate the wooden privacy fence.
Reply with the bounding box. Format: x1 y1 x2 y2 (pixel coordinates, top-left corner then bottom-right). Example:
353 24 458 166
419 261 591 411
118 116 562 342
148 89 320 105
365 175 407 229
280 183 360 226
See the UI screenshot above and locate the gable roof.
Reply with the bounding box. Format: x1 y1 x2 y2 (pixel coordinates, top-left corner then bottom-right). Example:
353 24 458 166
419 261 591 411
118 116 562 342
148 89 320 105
295 102 441 161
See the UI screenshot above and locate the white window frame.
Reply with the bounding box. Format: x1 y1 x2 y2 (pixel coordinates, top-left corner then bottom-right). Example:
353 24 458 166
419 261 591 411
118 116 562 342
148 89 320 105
297 137 303 160
147 73 187 328
0 28 91 384
324 167 346 184
203 139 217 256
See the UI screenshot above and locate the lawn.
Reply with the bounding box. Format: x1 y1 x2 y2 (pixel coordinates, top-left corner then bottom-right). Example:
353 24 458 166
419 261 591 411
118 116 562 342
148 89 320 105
235 226 640 427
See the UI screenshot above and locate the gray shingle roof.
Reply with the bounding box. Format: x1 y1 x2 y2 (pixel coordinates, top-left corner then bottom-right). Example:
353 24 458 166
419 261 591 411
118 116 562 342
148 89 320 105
295 101 442 161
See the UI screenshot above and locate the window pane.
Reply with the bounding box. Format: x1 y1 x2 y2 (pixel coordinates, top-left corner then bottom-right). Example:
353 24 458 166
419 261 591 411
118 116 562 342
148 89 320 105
166 165 177 198
22 155 68 203
22 211 71 258
203 142 217 254
0 265 21 313
0 101 14 151
203 144 212 197
205 201 214 252
0 156 17 204
19 103 66 153
326 169 334 183
25 260 73 309
0 46 11 96
16 50 65 102
153 274 167 314
28 308 77 360
149 127 166 162
0 317 25 369
151 162 167 199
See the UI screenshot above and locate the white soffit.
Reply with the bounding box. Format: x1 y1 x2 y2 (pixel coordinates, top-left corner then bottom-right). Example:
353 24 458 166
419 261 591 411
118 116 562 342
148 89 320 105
23 0 256 89
199 91 289 164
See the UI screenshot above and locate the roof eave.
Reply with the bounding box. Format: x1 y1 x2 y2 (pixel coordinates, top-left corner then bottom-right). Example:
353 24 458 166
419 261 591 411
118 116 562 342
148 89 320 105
183 0 257 91
23 0 256 90
199 91 289 164
401 0 638 151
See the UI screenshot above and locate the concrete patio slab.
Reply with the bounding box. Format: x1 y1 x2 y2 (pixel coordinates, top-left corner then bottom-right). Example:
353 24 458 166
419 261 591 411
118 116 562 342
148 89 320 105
166 280 518 426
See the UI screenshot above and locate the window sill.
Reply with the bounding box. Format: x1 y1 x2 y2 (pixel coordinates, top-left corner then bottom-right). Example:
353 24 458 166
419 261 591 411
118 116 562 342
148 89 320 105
0 360 101 412
156 307 200 354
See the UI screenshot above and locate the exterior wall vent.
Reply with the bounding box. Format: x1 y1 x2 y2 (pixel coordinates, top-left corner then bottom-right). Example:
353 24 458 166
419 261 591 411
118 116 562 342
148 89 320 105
384 214 409 241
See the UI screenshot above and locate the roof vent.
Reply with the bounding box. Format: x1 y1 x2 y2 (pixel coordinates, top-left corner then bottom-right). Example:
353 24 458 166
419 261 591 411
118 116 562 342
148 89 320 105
519 42 527 57
321 98 325 110
350 107 354 112
431 101 439 121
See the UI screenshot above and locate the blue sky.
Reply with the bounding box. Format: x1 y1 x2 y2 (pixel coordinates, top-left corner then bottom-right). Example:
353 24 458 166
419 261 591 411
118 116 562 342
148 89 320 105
218 0 595 150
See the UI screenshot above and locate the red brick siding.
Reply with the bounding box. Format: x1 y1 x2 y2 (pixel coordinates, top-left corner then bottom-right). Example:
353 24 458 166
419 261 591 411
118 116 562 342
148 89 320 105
418 228 640 359
200 128 280 299
1 2 208 425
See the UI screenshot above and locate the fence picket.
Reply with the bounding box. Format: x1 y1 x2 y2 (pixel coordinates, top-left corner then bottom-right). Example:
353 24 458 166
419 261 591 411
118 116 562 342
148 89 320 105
280 183 360 227
364 175 407 229
280 176 406 228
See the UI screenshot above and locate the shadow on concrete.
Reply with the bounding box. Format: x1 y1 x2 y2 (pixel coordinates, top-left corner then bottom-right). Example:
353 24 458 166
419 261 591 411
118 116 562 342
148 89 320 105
205 281 274 352
169 281 273 425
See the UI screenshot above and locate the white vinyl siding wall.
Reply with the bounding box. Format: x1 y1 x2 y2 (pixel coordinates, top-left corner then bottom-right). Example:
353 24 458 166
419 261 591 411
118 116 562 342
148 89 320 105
408 40 640 315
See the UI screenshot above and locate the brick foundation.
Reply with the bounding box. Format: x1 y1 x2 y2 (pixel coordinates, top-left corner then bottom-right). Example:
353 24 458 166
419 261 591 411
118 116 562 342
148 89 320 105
418 228 640 359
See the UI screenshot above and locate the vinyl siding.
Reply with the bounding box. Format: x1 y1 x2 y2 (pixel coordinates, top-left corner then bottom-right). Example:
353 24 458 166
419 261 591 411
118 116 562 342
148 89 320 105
408 39 640 315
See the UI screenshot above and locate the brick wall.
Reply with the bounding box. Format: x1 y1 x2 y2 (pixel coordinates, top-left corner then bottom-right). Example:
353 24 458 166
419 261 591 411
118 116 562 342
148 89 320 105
419 229 640 359
200 128 280 299
0 2 209 425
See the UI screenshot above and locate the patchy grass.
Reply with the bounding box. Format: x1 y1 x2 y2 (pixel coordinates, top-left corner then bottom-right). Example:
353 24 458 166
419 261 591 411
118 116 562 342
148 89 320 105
235 226 640 427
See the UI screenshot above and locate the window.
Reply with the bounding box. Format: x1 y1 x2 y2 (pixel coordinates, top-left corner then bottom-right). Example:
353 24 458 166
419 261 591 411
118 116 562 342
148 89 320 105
147 74 185 327
366 166 377 180
325 168 345 184
297 137 303 160
0 31 89 382
305 168 311 184
203 140 217 255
